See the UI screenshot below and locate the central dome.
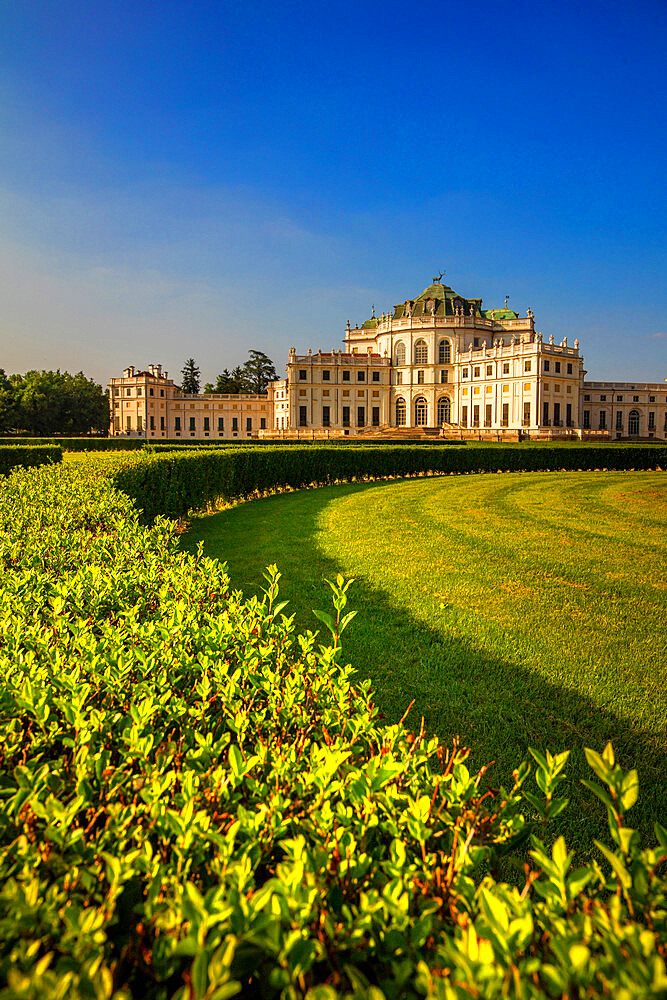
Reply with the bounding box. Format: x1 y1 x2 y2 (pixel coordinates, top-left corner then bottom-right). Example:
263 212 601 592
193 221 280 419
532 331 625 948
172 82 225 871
393 279 482 319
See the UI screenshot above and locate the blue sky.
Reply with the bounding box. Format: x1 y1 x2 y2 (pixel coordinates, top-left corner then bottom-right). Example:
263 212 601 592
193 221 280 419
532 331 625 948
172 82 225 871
1 0 666 385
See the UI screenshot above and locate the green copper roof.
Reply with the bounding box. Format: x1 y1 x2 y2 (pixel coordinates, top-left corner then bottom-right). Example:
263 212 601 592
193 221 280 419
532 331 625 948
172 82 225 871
391 280 483 320
358 278 506 327
482 308 519 320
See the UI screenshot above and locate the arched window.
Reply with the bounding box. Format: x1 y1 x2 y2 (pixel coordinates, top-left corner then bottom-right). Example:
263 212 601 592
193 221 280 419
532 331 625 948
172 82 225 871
438 339 451 364
437 396 451 424
414 339 428 365
395 397 406 426
415 397 428 426
628 410 640 436
395 342 406 366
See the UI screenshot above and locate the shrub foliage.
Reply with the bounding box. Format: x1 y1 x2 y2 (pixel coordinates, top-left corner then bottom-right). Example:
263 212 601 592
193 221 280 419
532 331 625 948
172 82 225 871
0 444 62 476
110 444 667 520
0 462 665 999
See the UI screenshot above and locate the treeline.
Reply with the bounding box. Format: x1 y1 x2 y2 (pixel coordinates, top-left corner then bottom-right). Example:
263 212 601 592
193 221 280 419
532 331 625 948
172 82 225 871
0 369 108 435
181 350 278 395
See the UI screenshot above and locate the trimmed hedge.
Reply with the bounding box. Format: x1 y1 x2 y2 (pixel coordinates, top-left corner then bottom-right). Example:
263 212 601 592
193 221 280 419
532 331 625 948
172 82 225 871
0 462 666 999
0 444 62 475
112 443 667 521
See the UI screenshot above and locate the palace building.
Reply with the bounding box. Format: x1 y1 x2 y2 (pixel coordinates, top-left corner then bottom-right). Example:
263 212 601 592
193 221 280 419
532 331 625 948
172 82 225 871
108 277 667 442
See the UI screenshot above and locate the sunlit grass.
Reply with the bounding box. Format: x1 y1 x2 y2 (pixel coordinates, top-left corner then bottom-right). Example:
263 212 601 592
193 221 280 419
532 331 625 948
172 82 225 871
182 471 667 848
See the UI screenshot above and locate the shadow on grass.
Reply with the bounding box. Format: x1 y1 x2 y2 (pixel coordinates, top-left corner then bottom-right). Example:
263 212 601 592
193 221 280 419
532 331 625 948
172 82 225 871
182 481 665 849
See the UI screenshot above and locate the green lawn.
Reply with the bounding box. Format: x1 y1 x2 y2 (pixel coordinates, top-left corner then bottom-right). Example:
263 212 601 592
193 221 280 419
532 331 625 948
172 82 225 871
182 471 667 848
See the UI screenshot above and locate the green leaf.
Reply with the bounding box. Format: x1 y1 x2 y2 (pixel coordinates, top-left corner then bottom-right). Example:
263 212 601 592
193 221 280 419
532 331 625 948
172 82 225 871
594 840 632 889
228 744 243 778
584 747 610 783
620 769 639 811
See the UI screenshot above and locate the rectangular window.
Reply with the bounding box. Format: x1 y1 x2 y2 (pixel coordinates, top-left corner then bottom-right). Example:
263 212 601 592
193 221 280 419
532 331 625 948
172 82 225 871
501 403 509 427
160 389 164 397
617 396 623 402
357 406 365 427
260 417 266 429
486 364 493 376
246 417 252 431
473 337 479 348
584 394 590 401
174 417 181 431
299 370 307 380
149 415 155 430
473 366 480 377
502 363 510 374
299 406 307 427
372 371 380 382
472 404 480 427
567 363 573 374
543 401 549 426
126 388 131 396
372 406 380 426
543 360 550 372
342 406 350 427
395 371 403 385
322 405 330 427
600 394 606 401
649 395 655 402
523 402 531 426
440 369 448 383
633 395 639 402
203 416 210 431
232 417 238 432
114 416 120 431
113 387 120 396
357 371 365 381
555 362 561 373
343 370 350 381
599 411 607 430
322 370 330 380
553 402 561 426
583 410 590 429
160 416 165 431
566 403 572 427
484 404 492 427
218 417 224 431
417 370 424 384
648 411 655 430
461 405 468 427
149 387 154 396
125 415 131 431
189 417 196 432
524 360 531 372
137 415 143 432
615 411 621 431
137 388 142 396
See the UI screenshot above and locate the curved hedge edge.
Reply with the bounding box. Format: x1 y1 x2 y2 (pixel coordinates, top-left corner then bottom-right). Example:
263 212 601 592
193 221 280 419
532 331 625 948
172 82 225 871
0 444 62 475
108 444 667 522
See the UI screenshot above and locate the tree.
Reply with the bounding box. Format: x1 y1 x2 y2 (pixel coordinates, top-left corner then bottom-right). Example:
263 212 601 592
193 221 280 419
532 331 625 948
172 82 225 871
0 370 19 433
181 358 201 394
203 382 215 394
210 367 246 394
241 350 277 394
6 370 108 435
